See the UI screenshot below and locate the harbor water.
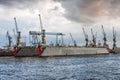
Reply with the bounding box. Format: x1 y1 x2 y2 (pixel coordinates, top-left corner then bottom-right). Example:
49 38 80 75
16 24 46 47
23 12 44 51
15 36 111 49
0 54 120 80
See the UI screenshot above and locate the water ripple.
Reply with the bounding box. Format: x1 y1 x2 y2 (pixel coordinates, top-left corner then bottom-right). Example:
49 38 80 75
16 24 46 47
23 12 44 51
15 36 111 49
0 54 120 80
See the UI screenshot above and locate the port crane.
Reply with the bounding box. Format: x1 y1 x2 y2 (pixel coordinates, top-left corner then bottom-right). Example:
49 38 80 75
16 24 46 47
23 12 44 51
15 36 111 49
113 27 116 49
27 14 44 46
29 14 65 46
82 27 89 47
38 14 65 46
69 33 77 47
38 14 46 45
6 31 12 49
91 28 97 47
14 17 21 46
101 25 108 48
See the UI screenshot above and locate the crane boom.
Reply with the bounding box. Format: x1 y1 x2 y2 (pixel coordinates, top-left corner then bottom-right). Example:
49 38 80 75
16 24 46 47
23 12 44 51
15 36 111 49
14 17 21 46
82 28 86 38
91 28 94 39
69 33 74 43
113 27 116 41
91 28 96 47
102 25 106 38
113 27 116 49
82 27 89 47
14 17 19 33
69 33 77 47
101 25 108 48
38 14 43 33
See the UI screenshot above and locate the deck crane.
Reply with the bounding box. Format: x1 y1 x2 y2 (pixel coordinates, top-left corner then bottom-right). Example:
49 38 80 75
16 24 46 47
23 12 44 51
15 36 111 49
113 27 116 49
69 33 77 47
38 14 65 46
82 27 89 47
38 14 46 45
6 31 12 49
91 28 96 47
14 17 21 46
101 25 108 48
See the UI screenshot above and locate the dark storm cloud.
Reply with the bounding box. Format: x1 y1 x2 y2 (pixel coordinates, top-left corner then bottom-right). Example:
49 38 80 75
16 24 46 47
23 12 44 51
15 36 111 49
0 0 40 9
53 0 120 23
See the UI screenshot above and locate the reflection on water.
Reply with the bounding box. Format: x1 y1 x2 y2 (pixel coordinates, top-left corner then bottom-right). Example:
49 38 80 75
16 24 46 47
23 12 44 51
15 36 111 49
0 54 120 80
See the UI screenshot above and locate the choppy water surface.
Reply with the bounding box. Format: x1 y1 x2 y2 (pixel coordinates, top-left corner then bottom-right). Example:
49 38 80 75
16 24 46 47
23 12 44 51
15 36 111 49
0 54 120 80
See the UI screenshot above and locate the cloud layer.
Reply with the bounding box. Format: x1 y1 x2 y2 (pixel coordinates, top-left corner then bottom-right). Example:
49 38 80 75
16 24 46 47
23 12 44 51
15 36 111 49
1 0 120 23
0 0 120 48
0 0 39 9
53 0 120 23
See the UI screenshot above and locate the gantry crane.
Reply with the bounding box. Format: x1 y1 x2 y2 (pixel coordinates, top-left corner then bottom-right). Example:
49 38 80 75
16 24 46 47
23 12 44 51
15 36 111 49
45 32 65 46
82 27 89 47
91 28 97 47
113 27 116 49
29 31 65 46
101 25 108 48
69 33 77 47
14 17 21 46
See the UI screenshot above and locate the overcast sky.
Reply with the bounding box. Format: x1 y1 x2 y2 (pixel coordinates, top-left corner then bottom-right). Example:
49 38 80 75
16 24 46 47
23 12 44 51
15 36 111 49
0 0 120 48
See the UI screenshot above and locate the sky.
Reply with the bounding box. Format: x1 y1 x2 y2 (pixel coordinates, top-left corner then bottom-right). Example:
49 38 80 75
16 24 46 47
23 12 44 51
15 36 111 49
0 0 120 48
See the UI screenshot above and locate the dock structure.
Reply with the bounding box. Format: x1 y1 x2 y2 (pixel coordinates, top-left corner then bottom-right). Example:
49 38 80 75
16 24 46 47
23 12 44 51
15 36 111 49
42 47 109 57
14 46 109 57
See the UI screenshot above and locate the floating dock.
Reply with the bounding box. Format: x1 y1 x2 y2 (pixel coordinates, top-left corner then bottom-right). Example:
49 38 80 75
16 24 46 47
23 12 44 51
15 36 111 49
42 47 109 57
14 47 109 57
